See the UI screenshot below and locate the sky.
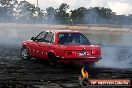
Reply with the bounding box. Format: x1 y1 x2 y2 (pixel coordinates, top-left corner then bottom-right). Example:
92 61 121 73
18 0 132 15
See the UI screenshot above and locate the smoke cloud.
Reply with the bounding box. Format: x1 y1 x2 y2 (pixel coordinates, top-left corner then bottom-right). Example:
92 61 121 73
96 45 132 68
0 24 132 68
0 25 42 44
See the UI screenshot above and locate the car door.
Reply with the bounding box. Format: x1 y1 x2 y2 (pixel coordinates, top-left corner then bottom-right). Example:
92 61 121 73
39 32 55 59
29 31 47 58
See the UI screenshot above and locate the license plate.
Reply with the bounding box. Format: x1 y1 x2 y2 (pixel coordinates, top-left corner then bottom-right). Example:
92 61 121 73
79 51 87 56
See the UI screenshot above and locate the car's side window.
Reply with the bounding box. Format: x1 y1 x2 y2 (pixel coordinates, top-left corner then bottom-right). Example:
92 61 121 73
35 31 47 42
44 32 54 43
80 34 91 44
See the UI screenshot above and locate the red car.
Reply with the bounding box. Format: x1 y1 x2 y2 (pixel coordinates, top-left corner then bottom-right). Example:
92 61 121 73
21 30 102 66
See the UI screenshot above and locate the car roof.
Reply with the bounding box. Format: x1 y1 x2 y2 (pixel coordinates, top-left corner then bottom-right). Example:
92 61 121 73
45 29 80 33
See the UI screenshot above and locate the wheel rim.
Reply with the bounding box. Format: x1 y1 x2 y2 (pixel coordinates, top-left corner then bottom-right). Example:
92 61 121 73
22 48 28 59
49 55 56 66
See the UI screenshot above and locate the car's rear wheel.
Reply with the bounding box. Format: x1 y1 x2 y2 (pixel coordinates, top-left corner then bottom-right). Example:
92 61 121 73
21 47 31 60
48 53 58 67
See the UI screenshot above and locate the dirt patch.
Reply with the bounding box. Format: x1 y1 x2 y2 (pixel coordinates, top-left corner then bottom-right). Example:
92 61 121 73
0 44 132 88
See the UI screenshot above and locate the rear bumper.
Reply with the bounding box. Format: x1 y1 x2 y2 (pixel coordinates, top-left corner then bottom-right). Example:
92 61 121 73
58 57 102 63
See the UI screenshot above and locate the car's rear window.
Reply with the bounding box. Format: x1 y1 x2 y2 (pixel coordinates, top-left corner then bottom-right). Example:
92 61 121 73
58 33 91 45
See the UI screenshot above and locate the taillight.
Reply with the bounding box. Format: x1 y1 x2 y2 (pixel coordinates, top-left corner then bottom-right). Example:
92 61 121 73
66 51 76 55
92 50 96 55
91 50 100 55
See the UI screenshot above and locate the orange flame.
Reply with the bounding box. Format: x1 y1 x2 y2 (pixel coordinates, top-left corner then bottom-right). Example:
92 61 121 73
81 67 89 78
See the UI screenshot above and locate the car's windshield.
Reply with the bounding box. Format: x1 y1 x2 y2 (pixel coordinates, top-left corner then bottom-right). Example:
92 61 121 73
58 33 91 45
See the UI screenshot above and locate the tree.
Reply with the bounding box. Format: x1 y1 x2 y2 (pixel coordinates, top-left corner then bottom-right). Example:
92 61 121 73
71 7 88 18
56 3 69 17
17 0 45 23
17 1 36 22
88 7 116 19
0 0 18 22
55 3 69 24
35 7 45 23
70 7 88 24
70 6 116 24
46 7 55 23
46 7 55 17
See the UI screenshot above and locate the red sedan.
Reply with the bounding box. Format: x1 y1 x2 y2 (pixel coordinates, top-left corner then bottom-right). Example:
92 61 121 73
21 30 102 66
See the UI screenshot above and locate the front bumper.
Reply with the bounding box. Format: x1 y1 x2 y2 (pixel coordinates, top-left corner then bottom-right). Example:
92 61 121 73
58 57 102 63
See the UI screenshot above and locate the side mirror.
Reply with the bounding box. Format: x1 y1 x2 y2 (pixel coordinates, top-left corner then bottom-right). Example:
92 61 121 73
31 37 35 41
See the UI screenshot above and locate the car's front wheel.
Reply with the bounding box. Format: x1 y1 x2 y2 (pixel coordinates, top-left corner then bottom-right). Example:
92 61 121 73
48 53 58 67
21 47 31 60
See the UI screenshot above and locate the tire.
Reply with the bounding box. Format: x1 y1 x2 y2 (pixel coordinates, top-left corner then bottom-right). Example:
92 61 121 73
21 47 31 60
48 53 58 67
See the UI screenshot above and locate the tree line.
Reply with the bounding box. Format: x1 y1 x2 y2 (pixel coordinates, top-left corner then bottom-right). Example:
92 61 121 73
0 0 131 25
